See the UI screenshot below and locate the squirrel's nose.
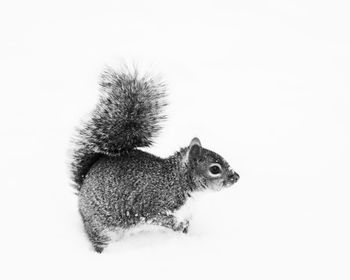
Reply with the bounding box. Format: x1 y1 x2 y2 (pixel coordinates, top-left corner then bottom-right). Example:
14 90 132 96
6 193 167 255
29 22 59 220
228 172 240 183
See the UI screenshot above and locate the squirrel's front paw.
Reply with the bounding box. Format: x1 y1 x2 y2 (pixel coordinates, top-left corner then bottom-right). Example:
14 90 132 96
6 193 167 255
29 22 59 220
182 223 189 234
174 219 190 234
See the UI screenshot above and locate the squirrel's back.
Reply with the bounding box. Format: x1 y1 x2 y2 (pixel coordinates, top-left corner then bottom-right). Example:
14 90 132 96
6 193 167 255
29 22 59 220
70 68 167 190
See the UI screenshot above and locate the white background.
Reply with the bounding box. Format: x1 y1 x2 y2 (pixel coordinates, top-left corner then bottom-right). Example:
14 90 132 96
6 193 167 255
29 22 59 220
1 0 349 279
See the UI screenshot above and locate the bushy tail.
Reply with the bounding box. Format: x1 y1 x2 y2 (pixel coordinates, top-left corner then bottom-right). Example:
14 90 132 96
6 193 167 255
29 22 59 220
70 67 167 190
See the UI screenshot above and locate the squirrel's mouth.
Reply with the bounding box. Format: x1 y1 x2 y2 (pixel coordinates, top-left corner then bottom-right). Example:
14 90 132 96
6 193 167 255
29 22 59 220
223 181 234 188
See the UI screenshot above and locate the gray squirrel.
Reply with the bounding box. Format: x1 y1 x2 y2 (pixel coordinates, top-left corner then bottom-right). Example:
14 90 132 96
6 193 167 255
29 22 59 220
70 67 240 253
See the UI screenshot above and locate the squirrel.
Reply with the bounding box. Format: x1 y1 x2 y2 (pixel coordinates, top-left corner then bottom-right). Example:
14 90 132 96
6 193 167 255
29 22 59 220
70 67 240 253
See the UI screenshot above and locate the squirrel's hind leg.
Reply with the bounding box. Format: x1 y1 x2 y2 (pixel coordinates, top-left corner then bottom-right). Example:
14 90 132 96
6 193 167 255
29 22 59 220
83 220 111 253
80 211 111 253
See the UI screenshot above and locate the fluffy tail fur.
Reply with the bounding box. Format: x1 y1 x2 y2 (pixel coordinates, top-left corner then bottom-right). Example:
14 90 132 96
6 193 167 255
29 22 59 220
70 67 167 190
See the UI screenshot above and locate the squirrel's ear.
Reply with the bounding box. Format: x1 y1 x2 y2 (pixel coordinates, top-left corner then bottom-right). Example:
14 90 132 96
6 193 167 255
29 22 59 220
188 137 202 160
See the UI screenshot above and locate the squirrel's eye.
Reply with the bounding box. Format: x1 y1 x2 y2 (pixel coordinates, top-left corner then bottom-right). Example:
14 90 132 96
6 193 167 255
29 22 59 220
209 164 222 176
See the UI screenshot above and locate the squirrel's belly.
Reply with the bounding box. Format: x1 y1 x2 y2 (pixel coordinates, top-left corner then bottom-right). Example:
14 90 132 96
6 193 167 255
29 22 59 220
171 191 209 226
171 195 194 223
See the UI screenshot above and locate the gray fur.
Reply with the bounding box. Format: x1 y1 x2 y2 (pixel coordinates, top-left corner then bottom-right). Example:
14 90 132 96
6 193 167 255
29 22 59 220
71 68 167 189
70 67 239 253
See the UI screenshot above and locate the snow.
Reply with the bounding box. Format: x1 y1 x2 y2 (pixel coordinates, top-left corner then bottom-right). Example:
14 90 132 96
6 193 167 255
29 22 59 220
1 0 350 279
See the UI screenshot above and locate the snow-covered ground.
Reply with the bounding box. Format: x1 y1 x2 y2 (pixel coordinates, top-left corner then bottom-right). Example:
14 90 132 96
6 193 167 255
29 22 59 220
1 0 349 279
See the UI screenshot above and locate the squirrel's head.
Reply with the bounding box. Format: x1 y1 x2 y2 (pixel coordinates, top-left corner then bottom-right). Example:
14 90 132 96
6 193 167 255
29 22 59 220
184 137 240 191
